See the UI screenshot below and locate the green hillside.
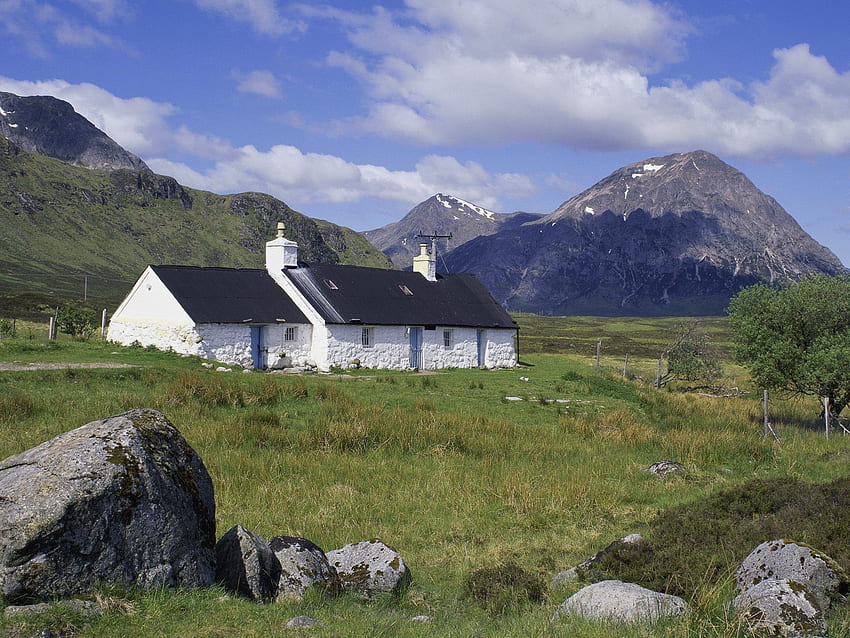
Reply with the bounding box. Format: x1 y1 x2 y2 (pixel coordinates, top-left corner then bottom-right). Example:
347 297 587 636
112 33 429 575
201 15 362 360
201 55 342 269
0 137 392 316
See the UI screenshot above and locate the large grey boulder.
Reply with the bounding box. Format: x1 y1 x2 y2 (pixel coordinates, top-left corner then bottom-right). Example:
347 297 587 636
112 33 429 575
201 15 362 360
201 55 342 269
731 578 826 638
735 539 848 612
0 408 215 601
215 525 280 602
553 580 688 624
326 540 411 597
269 536 340 600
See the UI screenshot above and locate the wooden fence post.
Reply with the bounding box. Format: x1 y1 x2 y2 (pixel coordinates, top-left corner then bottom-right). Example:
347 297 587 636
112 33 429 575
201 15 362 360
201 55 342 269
595 340 601 372
763 390 769 439
825 397 830 440
622 353 629 379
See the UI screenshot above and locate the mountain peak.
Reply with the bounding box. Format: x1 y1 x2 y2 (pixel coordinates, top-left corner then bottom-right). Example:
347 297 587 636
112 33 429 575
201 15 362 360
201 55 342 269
364 194 540 269
444 150 845 315
0 91 149 172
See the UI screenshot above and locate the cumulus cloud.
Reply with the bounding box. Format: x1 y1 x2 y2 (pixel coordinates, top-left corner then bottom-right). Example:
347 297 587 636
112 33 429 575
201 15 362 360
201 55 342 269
192 0 304 36
149 146 533 208
316 0 850 158
0 75 531 210
232 70 282 98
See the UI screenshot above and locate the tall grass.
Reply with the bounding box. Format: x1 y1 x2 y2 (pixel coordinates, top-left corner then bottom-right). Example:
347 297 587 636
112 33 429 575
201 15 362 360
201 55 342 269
1 327 849 637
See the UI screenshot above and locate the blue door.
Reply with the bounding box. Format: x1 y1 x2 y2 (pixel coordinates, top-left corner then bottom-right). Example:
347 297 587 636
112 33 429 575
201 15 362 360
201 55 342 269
250 326 265 369
477 329 486 367
409 327 423 369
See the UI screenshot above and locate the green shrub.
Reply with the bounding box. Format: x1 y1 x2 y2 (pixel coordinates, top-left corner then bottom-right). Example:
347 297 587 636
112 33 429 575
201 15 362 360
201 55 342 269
462 563 545 616
590 476 850 597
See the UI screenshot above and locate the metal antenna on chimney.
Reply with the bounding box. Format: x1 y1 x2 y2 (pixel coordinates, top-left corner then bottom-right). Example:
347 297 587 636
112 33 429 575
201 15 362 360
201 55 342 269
416 231 453 273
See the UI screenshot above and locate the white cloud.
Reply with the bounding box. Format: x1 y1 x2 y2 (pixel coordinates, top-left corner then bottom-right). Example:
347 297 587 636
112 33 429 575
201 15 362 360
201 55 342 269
192 0 304 36
150 146 533 209
318 1 850 159
232 70 282 98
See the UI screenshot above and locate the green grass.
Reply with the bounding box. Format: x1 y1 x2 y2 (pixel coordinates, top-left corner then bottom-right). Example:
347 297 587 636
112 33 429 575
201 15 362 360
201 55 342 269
1 317 849 637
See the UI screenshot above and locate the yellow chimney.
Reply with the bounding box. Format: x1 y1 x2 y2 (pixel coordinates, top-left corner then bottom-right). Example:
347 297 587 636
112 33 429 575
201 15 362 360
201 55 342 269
412 242 436 281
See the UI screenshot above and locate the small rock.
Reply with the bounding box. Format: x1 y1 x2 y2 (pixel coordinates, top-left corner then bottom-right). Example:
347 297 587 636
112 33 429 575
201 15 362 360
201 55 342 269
553 580 687 624
326 540 411 597
215 366 231 372
731 578 826 638
269 536 340 600
645 460 686 476
410 614 431 623
242 369 253 374
215 525 280 602
504 396 523 401
201 362 214 369
285 615 324 629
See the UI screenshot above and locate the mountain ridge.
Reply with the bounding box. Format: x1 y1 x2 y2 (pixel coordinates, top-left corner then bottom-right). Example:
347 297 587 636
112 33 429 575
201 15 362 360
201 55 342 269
0 135 392 316
440 150 845 315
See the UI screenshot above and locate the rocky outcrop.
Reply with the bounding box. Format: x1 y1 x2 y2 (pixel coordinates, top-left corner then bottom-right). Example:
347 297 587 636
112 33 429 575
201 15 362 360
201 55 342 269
553 580 688 623
443 150 846 315
0 91 149 171
326 540 411 598
0 409 216 602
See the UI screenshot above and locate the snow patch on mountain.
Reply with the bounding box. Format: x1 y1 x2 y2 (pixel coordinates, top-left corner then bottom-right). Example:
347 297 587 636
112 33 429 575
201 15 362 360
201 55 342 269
437 193 496 220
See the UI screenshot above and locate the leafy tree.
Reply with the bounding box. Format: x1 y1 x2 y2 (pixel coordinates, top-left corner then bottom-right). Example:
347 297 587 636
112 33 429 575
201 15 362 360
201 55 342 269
728 274 850 418
55 302 98 339
656 321 722 389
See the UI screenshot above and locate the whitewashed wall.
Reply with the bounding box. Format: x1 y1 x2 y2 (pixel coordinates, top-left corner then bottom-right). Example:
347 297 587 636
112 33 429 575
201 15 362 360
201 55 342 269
259 323 313 368
107 318 202 355
322 324 517 370
325 324 408 370
107 268 200 353
482 329 517 368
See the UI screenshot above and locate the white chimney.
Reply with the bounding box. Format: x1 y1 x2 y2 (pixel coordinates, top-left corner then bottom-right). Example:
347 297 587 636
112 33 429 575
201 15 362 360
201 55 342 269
266 222 298 272
412 242 436 281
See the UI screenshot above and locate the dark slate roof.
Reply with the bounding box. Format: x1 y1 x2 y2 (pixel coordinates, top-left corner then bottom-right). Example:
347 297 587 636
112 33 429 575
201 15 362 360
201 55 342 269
151 265 309 324
282 263 516 328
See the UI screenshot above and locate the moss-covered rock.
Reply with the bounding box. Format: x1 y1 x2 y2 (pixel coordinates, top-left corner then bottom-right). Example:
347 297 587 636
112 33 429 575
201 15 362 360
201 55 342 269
0 408 216 602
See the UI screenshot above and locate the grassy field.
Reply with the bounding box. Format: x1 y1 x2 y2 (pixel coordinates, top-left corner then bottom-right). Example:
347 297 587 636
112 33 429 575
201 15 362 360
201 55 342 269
1 316 848 637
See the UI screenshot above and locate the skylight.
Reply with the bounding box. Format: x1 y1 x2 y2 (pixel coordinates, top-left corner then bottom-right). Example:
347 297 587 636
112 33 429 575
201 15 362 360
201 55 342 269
398 284 413 296
324 279 338 290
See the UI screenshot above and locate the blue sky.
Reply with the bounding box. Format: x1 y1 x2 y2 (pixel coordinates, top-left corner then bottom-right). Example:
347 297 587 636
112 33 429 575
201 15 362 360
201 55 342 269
2 0 849 265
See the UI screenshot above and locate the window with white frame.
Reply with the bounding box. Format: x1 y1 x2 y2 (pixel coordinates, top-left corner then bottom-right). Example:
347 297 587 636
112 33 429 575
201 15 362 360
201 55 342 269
284 326 297 341
361 326 374 347
443 328 453 348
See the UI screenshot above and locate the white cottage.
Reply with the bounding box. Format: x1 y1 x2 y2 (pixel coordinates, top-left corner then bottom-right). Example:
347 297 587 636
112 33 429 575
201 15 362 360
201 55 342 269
108 226 518 371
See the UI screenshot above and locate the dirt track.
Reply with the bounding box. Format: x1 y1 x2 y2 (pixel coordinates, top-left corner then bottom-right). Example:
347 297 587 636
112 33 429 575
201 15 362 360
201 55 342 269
0 362 136 372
